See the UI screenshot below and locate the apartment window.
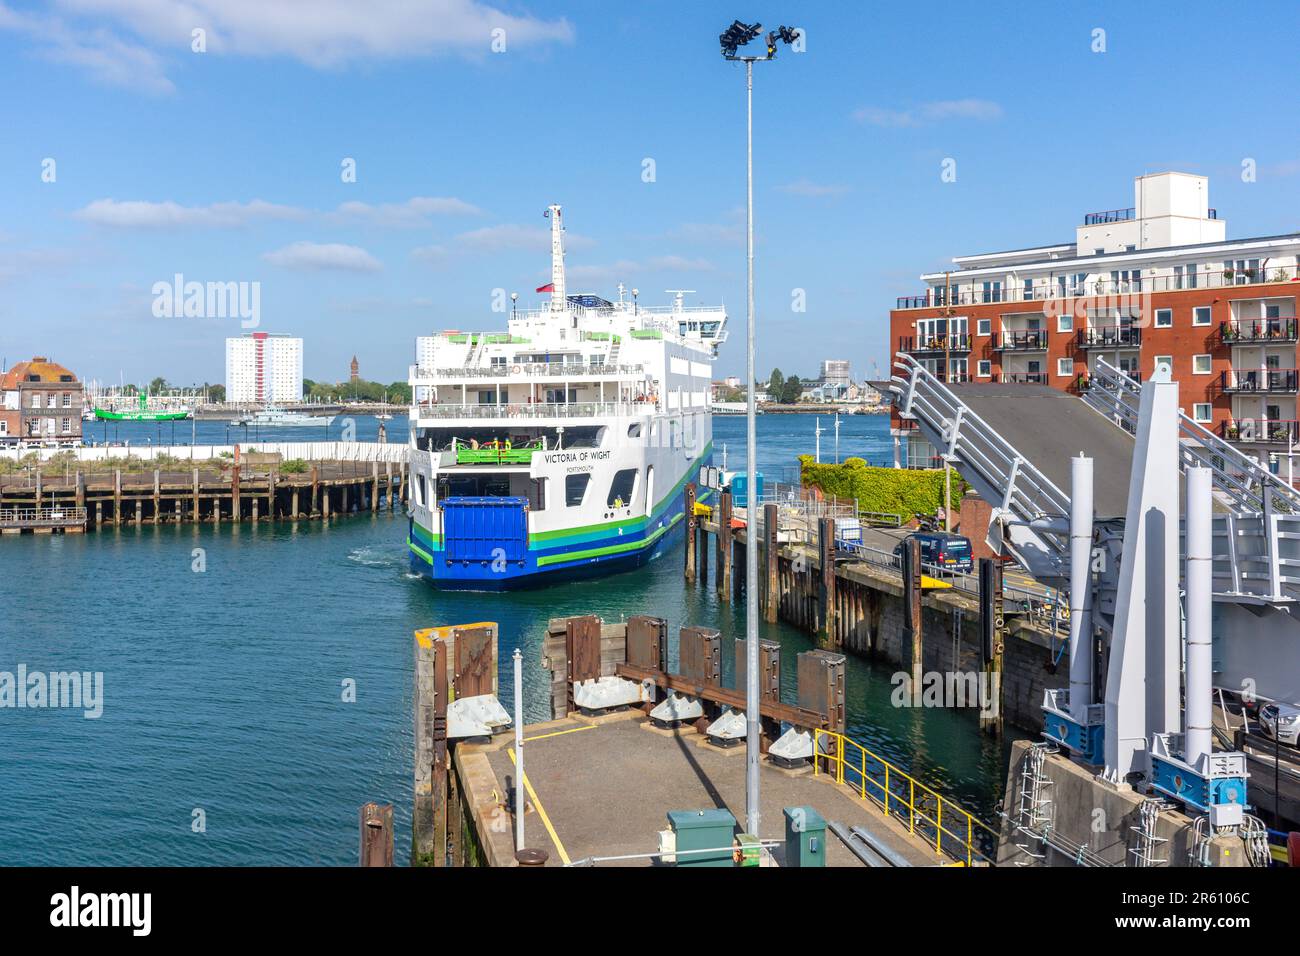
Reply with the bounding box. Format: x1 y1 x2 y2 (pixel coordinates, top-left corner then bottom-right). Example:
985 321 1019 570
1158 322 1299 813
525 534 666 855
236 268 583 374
62 393 71 407
981 281 1002 303
1192 306 1211 326
976 318 991 336
1175 264 1199 289
1023 278 1033 300
565 473 590 507
0 421 6 435
1154 355 1173 375
1057 358 1074 377
31 392 41 409
61 418 71 434
1056 313 1073 333
977 360 991 378
606 468 637 508
1192 354 1212 375
1192 403 1212 423
1154 309 1173 328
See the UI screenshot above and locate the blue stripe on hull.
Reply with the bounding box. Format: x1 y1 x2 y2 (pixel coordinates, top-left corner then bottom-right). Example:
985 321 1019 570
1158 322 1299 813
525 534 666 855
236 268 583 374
409 461 706 591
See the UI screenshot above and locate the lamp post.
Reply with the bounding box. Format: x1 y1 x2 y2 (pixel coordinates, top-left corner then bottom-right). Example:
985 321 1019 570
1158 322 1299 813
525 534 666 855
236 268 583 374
719 17 799 839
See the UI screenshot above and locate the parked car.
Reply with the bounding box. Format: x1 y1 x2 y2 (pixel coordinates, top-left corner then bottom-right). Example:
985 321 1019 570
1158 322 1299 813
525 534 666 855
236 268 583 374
1258 702 1300 746
893 531 973 574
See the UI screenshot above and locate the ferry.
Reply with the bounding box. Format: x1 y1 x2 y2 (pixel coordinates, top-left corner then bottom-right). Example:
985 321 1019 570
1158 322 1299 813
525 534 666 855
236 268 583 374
406 204 728 589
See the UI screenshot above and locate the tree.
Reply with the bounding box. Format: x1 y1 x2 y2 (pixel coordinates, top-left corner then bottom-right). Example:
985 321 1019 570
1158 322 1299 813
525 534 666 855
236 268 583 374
206 384 226 403
768 368 785 395
149 376 168 395
779 375 803 405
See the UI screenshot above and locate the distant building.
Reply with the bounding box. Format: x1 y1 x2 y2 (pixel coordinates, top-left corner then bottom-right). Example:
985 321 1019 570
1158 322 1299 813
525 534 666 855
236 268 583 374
724 375 741 389
225 332 303 404
820 359 851 386
0 357 84 445
350 355 360 382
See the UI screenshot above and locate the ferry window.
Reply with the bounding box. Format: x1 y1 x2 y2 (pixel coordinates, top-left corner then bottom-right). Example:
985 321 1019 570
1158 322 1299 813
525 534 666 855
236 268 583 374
477 389 497 404
1192 306 1211 326
627 423 642 439
490 356 507 367
565 474 590 507
607 468 637 508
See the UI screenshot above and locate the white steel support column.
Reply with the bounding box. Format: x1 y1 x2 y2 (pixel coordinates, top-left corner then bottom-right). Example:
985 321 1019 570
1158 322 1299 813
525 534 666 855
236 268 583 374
1185 467 1213 768
1104 364 1181 783
743 57 761 839
1068 454 1094 722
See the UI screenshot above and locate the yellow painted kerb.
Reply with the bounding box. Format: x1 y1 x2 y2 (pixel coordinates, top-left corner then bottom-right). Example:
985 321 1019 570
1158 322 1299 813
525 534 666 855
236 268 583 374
508 747 570 866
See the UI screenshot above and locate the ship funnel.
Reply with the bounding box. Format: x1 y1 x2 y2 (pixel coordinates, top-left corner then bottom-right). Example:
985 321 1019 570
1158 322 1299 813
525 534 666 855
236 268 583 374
547 204 566 312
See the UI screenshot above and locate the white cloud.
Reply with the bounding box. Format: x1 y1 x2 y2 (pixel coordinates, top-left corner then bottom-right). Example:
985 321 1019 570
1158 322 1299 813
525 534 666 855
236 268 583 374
75 198 307 228
777 179 849 198
567 255 715 284
0 1 174 94
263 241 382 272
454 223 593 252
852 99 1003 128
74 196 483 229
334 196 483 227
41 1 573 78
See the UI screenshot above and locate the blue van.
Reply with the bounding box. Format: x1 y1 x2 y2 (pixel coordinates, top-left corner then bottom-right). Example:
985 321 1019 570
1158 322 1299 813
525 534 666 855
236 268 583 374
893 531 973 574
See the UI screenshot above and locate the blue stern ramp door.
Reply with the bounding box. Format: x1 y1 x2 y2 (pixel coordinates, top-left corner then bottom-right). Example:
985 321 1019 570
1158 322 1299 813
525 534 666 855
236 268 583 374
441 497 529 567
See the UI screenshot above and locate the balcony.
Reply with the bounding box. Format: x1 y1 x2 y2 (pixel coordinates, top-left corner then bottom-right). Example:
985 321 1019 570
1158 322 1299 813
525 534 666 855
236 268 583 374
999 372 1048 384
1220 418 1300 445
893 260 1286 310
1076 326 1142 349
899 333 971 355
1218 318 1299 346
1218 369 1300 395
992 329 1048 352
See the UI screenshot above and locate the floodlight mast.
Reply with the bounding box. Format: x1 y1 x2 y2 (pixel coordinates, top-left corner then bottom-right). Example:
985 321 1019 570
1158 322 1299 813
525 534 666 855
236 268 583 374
718 18 800 841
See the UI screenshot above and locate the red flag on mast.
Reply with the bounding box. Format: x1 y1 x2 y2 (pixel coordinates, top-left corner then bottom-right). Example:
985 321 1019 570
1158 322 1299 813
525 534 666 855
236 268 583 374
536 283 554 293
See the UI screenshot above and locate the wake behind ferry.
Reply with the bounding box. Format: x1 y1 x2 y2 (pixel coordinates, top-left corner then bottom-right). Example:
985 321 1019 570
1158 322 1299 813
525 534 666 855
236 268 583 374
406 204 728 589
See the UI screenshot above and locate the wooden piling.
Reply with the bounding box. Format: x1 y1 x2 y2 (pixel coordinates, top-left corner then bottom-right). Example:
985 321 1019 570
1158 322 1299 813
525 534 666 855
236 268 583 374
192 469 200 523
359 802 394 867
152 469 161 525
413 632 449 866
371 461 380 513
291 487 300 520
819 516 837 644
113 469 122 526
903 537 923 689
311 465 320 516
75 472 85 512
716 490 733 602
764 503 779 622
684 482 697 583
230 460 240 522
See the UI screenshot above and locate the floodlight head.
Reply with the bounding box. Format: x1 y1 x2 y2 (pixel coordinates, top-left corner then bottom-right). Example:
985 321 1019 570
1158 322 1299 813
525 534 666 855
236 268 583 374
719 19 762 57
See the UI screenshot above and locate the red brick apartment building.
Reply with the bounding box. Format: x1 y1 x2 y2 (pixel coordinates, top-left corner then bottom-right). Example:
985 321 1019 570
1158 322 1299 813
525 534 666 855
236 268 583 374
890 171 1300 471
0 357 85 446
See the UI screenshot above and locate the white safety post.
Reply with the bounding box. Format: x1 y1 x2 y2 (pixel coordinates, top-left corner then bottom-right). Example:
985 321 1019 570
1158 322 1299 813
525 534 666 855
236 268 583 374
513 648 525 849
1185 467 1213 768
1069 454 1094 722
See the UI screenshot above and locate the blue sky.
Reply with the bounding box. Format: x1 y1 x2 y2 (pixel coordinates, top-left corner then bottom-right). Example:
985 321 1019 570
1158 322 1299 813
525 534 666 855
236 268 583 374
2 0 1299 387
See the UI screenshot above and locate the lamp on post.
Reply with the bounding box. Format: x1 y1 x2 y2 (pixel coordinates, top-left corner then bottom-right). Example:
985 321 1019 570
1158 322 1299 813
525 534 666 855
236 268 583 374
719 16 800 840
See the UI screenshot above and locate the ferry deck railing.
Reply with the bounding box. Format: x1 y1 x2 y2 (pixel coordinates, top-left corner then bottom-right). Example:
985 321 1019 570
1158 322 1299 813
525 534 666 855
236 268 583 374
412 401 659 420
813 728 1000 866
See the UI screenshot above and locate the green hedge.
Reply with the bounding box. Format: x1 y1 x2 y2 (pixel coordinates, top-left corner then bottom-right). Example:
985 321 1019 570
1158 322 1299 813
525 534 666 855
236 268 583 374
798 456 966 522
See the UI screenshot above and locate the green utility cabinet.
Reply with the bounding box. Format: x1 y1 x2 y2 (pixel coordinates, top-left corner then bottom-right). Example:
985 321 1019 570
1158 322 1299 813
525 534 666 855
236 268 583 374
667 809 736 867
784 806 827 867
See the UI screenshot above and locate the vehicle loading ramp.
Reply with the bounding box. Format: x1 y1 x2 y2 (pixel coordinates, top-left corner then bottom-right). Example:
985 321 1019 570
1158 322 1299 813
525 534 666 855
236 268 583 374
947 382 1151 520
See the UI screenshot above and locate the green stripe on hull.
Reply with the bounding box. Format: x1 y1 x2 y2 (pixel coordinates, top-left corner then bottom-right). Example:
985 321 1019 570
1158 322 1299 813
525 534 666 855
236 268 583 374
536 511 683 567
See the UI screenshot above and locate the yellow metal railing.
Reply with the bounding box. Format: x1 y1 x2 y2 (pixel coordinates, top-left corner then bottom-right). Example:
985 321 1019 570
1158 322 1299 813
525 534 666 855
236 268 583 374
813 728 1000 867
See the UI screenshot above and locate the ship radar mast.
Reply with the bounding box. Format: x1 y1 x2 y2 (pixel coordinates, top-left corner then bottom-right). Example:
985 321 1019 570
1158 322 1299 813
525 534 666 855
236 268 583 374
545 204 566 312
665 290 696 312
